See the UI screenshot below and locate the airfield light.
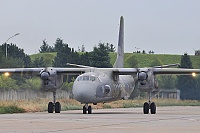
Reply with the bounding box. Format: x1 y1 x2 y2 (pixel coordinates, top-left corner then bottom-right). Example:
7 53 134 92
4 72 10 77
192 72 196 77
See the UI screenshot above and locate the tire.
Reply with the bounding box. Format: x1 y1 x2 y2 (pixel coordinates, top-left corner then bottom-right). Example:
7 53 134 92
48 102 54 113
143 102 149 114
55 102 61 113
150 102 156 114
88 106 92 114
83 106 87 114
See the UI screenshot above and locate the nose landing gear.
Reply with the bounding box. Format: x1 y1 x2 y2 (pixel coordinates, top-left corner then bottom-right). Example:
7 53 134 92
83 104 92 114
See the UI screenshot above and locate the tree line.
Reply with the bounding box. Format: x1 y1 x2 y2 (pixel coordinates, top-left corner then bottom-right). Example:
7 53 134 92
39 38 113 68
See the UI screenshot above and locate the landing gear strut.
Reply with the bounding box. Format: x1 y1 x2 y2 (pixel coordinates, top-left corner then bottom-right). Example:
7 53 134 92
143 92 156 114
83 104 92 114
48 91 61 113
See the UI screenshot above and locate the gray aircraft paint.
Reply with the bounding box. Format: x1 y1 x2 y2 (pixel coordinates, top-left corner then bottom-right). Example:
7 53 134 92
72 69 135 104
113 16 124 68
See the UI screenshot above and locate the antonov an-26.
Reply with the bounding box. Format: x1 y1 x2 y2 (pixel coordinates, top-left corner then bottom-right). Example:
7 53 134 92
1 16 200 114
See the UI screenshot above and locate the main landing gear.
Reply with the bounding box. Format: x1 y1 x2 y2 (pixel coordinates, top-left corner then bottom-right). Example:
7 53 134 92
143 92 156 114
48 92 61 113
83 104 92 114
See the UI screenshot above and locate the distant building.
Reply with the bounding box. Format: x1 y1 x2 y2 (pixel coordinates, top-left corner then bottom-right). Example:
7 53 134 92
152 89 180 100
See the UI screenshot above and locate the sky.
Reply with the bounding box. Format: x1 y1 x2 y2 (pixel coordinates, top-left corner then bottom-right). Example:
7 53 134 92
0 0 200 55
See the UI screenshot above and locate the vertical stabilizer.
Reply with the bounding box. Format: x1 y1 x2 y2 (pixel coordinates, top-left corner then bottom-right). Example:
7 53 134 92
113 16 124 68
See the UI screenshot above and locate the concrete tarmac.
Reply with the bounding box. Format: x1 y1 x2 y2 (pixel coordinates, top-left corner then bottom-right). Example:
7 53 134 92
0 106 200 133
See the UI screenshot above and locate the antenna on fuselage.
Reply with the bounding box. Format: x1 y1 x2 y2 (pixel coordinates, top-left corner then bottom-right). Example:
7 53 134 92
113 16 124 68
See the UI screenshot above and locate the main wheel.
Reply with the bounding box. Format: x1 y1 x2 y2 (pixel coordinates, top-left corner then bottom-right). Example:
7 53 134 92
55 102 61 113
143 102 149 114
48 102 54 113
83 106 87 114
150 102 156 114
88 106 92 114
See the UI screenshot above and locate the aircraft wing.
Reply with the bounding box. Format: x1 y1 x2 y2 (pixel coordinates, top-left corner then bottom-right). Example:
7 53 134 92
153 68 200 75
113 68 138 75
0 68 44 76
0 67 199 76
54 68 87 75
113 68 200 75
0 67 87 76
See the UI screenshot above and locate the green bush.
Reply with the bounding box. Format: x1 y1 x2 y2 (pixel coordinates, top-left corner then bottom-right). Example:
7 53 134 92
0 75 19 90
0 106 25 114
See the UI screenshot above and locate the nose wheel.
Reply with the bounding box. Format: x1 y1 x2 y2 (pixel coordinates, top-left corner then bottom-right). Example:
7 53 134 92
48 91 61 113
83 104 92 114
143 92 156 114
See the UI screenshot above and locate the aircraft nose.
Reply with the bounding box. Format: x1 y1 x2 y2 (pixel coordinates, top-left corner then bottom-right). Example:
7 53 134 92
72 81 97 103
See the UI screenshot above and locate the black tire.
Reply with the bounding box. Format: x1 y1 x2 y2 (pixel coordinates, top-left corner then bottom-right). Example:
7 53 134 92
83 106 87 114
88 106 92 114
55 102 61 113
143 102 149 114
48 102 54 113
150 102 156 114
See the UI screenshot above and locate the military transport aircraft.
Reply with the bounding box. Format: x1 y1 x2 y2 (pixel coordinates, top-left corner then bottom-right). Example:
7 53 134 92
0 16 200 114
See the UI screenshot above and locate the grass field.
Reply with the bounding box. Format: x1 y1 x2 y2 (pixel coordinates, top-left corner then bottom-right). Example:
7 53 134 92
30 52 200 68
30 52 57 66
0 98 200 114
110 53 200 68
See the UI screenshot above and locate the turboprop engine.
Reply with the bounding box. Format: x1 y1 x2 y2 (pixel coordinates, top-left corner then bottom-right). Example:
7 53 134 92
40 67 63 91
136 69 158 92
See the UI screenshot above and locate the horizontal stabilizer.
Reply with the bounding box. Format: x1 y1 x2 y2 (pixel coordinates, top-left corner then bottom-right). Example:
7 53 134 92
153 63 180 68
67 63 96 68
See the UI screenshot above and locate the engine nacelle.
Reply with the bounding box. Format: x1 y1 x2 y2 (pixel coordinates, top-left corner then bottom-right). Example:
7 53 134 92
40 72 50 80
136 70 158 92
138 71 148 81
40 68 63 92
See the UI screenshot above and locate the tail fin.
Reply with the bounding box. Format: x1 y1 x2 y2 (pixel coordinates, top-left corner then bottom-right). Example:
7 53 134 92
113 16 124 68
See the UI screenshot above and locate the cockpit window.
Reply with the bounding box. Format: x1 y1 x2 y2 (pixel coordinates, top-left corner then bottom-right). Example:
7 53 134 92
77 76 96 81
90 76 95 81
77 76 82 81
83 76 89 81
